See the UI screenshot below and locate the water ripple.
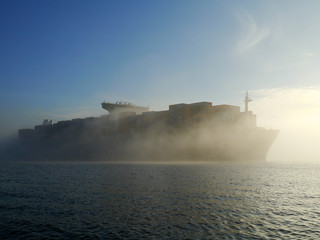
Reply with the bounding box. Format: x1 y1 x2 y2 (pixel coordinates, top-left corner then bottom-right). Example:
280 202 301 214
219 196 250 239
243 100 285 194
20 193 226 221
0 162 320 239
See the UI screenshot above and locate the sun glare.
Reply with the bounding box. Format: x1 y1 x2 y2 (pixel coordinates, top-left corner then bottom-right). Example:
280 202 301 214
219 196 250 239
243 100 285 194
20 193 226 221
251 87 320 163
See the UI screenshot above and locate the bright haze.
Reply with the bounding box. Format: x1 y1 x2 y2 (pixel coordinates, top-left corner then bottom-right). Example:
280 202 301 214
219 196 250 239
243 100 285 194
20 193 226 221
1 0 320 162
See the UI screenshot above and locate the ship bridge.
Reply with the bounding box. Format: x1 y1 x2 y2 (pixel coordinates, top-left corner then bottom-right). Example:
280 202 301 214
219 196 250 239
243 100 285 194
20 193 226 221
101 101 149 115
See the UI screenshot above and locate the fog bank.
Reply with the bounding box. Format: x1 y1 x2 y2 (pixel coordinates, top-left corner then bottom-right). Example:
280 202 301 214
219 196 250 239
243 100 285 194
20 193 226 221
251 87 320 163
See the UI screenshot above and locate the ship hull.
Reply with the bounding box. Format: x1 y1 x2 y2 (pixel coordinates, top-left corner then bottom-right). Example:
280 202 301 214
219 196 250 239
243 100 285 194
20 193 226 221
7 128 278 162
113 128 279 162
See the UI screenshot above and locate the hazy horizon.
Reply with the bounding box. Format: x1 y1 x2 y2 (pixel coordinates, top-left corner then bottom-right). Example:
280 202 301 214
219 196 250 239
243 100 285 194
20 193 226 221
1 0 320 163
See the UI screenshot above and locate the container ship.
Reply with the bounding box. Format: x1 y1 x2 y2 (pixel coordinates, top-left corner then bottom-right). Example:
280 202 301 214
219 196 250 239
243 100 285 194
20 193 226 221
14 93 278 162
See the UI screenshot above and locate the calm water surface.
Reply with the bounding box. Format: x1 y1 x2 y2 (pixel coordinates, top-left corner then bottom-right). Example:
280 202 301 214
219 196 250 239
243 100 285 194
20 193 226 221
0 162 320 239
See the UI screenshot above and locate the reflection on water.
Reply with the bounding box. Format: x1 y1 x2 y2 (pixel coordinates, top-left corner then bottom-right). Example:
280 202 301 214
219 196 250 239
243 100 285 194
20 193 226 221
0 162 319 239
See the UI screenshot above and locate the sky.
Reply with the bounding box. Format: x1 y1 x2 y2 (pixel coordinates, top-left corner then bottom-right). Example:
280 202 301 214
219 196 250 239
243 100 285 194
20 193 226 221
1 0 320 162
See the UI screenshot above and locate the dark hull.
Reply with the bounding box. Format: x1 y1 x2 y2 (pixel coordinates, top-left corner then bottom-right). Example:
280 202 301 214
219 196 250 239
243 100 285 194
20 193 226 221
6 128 278 162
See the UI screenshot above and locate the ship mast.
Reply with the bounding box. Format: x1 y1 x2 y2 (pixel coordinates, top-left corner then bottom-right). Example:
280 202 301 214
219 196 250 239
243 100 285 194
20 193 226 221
244 91 252 113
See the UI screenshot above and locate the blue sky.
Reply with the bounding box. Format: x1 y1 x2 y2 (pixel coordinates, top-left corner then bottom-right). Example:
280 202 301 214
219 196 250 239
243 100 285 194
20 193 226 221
1 0 320 144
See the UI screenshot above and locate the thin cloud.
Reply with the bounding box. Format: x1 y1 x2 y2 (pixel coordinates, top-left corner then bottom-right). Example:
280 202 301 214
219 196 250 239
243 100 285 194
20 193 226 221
235 12 270 55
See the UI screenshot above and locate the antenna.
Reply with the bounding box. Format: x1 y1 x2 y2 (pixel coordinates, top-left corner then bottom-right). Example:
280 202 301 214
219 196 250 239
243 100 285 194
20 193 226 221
244 91 252 113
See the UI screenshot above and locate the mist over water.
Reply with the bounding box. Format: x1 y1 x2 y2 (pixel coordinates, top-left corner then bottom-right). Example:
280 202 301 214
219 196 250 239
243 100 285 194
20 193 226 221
251 87 320 163
1 102 276 163
1 0 320 239
0 94 318 239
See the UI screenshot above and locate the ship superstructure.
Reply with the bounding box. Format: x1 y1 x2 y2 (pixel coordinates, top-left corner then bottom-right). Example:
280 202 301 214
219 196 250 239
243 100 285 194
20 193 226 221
101 101 148 115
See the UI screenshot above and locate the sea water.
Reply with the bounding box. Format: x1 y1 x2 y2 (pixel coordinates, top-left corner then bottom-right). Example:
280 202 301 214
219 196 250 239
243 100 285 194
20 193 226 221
0 161 319 239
